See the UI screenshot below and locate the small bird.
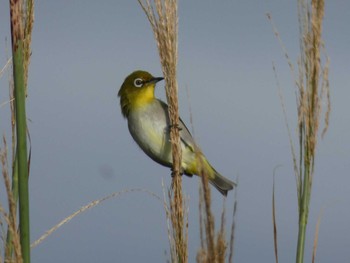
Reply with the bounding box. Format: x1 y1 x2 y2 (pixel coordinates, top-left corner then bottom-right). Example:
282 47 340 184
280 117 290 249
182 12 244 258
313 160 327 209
118 70 235 196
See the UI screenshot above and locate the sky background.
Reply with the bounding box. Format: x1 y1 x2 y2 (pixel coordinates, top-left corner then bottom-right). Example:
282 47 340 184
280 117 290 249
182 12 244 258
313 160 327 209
0 1 349 262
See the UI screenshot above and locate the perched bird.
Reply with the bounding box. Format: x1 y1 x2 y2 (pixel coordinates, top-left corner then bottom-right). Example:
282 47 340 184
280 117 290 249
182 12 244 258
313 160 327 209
118 70 235 196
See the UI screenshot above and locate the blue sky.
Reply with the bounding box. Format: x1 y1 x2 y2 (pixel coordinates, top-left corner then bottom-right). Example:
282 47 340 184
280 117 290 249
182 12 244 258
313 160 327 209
1 1 349 262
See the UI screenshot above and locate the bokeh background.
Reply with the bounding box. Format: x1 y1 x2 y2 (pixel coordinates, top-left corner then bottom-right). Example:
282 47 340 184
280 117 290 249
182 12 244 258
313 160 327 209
0 1 349 262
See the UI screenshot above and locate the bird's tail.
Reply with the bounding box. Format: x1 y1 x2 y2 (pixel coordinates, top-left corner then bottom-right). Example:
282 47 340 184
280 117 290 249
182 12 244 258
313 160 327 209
200 157 236 196
209 169 236 196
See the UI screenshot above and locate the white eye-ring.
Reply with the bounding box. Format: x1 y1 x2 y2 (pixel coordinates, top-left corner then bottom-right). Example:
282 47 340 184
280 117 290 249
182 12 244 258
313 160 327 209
134 78 143 88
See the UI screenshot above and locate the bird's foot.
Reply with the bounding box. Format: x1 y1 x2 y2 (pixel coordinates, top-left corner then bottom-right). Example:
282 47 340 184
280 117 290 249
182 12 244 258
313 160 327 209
171 167 184 177
168 123 182 132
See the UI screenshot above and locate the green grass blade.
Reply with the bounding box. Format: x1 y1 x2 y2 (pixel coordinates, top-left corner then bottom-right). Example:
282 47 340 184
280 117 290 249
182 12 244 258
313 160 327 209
9 1 31 262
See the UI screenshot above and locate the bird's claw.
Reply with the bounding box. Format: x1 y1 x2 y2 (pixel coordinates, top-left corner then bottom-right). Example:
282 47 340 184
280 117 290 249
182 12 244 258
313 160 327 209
171 167 184 177
168 123 182 131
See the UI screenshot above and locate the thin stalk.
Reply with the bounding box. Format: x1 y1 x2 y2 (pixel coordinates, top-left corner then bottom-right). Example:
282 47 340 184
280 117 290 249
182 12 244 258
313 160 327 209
138 1 187 262
296 167 310 263
9 0 31 262
5 156 19 259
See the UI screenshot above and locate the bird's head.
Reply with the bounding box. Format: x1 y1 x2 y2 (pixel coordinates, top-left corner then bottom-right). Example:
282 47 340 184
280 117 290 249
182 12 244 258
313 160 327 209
118 70 164 118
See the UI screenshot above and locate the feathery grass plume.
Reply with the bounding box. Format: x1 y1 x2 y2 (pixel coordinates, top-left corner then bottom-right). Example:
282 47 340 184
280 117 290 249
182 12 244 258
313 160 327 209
8 0 35 262
23 0 34 97
269 0 329 262
138 1 188 262
295 1 329 262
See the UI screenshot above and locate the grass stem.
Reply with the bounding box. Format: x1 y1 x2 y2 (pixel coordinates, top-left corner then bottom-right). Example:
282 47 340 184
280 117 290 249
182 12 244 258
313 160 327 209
9 0 34 262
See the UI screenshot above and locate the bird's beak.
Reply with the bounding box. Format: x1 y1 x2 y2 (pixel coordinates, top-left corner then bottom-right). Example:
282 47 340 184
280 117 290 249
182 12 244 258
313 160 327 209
148 77 164 84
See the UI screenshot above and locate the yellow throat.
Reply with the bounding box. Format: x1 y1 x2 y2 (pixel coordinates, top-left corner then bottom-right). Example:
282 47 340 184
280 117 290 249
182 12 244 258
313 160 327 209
118 70 162 118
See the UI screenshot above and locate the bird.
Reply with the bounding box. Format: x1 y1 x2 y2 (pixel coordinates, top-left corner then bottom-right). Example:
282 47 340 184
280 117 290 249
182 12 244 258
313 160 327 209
118 70 235 196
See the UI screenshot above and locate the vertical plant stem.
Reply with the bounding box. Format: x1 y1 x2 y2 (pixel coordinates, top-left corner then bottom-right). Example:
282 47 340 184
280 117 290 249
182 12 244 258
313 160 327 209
138 1 187 262
14 45 31 263
9 0 31 262
296 167 310 263
200 165 215 262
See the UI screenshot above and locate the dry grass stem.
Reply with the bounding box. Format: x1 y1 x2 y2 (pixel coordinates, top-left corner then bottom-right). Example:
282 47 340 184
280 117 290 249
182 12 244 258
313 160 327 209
272 166 282 263
272 63 300 197
0 58 12 79
228 182 238 263
0 203 22 263
200 165 215 262
198 186 205 250
162 180 177 262
196 153 213 263
31 188 163 248
162 180 188 263
197 157 235 263
0 98 15 109
266 13 298 86
216 201 227 263
1 138 23 263
138 1 187 262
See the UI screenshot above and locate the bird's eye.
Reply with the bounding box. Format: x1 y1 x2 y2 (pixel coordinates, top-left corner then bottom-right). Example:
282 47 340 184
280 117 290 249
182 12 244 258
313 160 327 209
134 78 143 88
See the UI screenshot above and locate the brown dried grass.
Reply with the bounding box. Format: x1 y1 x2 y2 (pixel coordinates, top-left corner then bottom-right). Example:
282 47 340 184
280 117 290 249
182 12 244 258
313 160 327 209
139 1 239 262
268 0 329 262
1 138 22 263
196 159 237 263
138 0 188 262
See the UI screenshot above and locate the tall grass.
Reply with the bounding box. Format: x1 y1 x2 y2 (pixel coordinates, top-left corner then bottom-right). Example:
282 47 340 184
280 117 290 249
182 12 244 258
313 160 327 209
3 1 237 262
295 1 329 262
138 1 237 262
197 182 237 263
269 0 329 262
196 158 237 263
138 0 187 262
2 0 35 262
